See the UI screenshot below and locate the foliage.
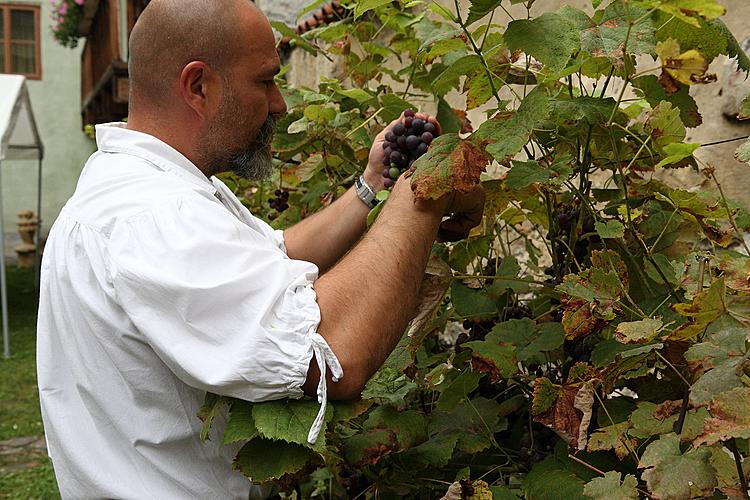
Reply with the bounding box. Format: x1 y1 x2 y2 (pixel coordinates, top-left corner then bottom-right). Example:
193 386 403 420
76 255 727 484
51 0 85 49
208 0 750 497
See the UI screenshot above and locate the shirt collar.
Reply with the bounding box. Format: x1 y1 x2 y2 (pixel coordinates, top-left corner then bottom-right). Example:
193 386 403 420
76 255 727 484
95 122 217 195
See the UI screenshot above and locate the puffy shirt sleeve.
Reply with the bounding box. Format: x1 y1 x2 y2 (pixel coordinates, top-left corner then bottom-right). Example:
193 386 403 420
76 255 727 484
108 193 341 443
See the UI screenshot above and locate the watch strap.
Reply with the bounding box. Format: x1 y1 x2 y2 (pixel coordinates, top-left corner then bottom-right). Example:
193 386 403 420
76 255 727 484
355 174 378 209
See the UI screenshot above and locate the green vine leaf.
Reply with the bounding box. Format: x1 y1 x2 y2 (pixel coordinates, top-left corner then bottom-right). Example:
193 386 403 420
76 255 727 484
506 160 552 189
654 142 700 168
474 87 550 164
361 367 418 408
632 75 702 127
252 399 333 452
575 3 656 65
466 0 503 26
430 397 504 454
638 433 717 499
491 319 564 364
646 101 686 148
504 11 580 72
234 437 314 482
586 421 635 459
432 54 483 96
736 138 750 164
435 369 482 411
223 401 259 445
465 338 518 382
583 471 639 499
523 455 588 499
739 94 750 120
594 220 625 239
353 0 392 20
410 134 489 200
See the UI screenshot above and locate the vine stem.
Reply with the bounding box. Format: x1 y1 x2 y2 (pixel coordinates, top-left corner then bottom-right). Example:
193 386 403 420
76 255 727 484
673 388 690 435
567 453 606 475
453 0 503 104
344 107 384 139
728 438 750 500
655 351 691 388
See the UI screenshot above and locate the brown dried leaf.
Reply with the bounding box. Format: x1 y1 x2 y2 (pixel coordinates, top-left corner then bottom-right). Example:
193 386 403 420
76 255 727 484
411 134 489 200
407 255 453 353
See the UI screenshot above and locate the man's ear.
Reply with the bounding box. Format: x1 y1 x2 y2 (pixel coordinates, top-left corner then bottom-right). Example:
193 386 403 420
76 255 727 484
178 61 218 119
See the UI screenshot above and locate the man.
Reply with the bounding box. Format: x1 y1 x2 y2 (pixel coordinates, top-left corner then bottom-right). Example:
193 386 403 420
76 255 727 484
37 0 484 498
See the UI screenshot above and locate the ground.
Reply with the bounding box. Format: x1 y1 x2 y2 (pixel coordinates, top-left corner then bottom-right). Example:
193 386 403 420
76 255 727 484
0 266 59 499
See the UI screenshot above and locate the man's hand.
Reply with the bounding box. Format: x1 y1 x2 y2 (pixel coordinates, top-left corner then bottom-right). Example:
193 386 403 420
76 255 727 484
364 112 441 192
437 184 486 242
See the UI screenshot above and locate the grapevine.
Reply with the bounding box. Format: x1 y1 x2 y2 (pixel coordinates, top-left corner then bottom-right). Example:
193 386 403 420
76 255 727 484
208 1 750 498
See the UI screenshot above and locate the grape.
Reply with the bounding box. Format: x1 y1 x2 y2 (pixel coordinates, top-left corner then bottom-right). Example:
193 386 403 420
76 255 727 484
383 178 395 188
406 135 420 150
412 118 425 134
380 110 441 187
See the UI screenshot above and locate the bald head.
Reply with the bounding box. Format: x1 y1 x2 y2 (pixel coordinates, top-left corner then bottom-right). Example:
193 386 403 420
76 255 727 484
128 0 260 110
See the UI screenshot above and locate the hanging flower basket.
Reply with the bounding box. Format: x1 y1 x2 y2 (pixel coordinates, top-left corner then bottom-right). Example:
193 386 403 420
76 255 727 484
51 0 86 48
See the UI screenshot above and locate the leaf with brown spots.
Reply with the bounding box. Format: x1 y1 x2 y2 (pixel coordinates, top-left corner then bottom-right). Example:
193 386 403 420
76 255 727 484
693 387 750 447
410 134 489 201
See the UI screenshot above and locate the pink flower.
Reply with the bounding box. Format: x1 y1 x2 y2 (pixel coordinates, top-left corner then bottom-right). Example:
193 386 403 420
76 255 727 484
59 2 68 15
74 0 84 5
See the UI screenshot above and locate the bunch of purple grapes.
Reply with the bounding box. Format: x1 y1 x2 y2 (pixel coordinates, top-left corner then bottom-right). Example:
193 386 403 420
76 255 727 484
381 109 439 188
268 189 289 213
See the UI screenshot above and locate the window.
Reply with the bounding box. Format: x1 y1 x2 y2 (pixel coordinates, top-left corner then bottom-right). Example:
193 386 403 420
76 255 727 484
0 4 41 79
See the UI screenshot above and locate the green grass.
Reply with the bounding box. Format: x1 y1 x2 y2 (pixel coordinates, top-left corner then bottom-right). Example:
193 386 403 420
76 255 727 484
0 266 59 499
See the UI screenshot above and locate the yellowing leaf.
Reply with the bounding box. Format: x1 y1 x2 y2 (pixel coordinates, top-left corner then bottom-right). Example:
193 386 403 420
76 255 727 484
615 318 664 344
657 39 716 86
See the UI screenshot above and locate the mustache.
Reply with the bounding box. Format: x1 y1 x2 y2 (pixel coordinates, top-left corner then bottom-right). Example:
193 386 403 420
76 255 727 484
253 115 276 148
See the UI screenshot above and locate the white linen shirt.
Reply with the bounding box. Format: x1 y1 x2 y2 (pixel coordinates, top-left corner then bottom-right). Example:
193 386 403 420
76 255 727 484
37 123 341 499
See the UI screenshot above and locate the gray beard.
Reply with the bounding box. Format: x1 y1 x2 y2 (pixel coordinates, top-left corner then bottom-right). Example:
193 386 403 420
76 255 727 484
228 115 276 181
205 115 276 180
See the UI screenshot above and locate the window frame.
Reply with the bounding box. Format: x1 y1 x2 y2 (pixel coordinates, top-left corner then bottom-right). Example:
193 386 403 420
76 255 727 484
0 3 41 80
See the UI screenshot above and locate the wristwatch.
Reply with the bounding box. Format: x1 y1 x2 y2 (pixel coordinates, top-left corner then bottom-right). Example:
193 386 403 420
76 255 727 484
354 174 378 209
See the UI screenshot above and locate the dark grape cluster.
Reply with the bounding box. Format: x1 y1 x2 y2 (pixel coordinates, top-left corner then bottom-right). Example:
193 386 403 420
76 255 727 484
381 109 439 188
518 424 557 470
268 189 289 213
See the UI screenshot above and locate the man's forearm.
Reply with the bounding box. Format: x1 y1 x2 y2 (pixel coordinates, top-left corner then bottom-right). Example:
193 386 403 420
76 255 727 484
283 170 384 273
303 178 446 399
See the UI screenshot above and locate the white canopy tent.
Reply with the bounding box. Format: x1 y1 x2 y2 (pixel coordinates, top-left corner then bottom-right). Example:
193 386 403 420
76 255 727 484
0 74 44 358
